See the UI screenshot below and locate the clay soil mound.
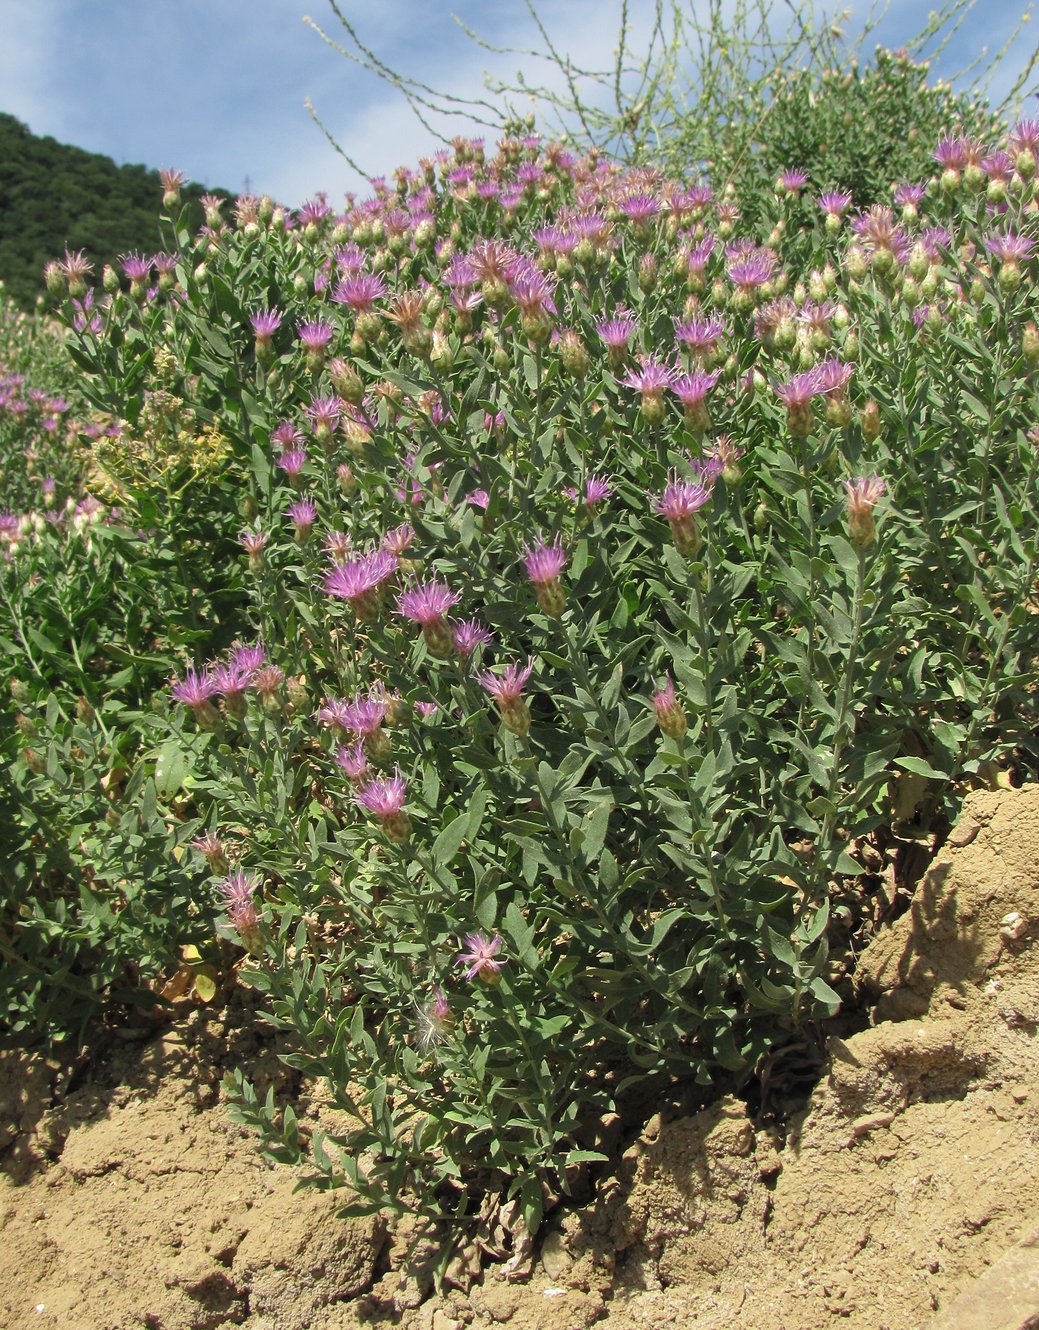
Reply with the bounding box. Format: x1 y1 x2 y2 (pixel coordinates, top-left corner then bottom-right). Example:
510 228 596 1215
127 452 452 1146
2 785 1038 1330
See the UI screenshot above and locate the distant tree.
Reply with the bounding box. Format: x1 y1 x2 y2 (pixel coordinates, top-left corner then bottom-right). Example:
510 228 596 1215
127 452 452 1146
0 113 234 309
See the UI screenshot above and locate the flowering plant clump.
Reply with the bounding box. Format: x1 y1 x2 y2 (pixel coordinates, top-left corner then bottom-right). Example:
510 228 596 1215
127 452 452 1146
5 57 1037 1257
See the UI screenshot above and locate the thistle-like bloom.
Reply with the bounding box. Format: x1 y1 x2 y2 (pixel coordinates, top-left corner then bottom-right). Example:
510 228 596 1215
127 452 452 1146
674 315 726 356
324 550 399 621
818 190 852 218
596 314 636 352
324 529 351 560
522 536 567 616
277 449 307 480
652 675 687 740
478 658 535 736
843 475 885 547
271 420 303 450
672 369 721 433
211 662 254 718
381 522 415 555
120 252 151 283
287 498 318 541
191 831 228 875
522 535 567 584
305 395 343 438
777 168 809 193
565 474 612 509
653 470 713 557
620 359 675 423
251 309 282 338
251 665 284 710
453 618 493 660
231 643 266 675
727 250 775 295
170 668 220 728
985 231 1034 263
354 769 411 843
774 368 825 437
217 869 261 947
297 319 335 352
456 932 505 983
416 987 453 1048
332 272 387 312
238 529 269 570
397 579 461 654
335 741 368 782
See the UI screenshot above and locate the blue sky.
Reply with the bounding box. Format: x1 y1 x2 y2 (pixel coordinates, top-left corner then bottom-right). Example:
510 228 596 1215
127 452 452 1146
0 0 1035 207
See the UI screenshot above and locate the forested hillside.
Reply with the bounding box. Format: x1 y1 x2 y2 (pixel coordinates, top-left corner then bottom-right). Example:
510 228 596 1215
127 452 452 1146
0 113 232 308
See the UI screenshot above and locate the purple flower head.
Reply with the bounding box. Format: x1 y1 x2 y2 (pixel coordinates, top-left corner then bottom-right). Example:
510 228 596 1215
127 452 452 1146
211 662 254 697
812 357 854 396
773 368 825 407
298 196 330 225
232 644 266 675
413 701 439 719
653 471 713 522
277 449 307 477
217 869 260 937
686 235 716 275
238 529 269 556
467 489 491 511
336 742 368 781
297 319 334 351
271 421 302 449
893 183 926 208
287 499 318 531
354 769 408 818
985 231 1035 263
844 475 885 512
934 136 970 170
324 550 399 606
453 619 493 659
566 474 612 508
120 253 151 281
596 314 637 350
456 932 505 982
397 579 461 625
619 360 675 394
305 395 343 434
674 316 726 352
727 250 776 291
382 522 415 554
982 150 1015 182
1009 118 1039 155
509 268 557 317
251 309 282 337
619 192 661 222
777 169 809 191
171 668 218 707
522 535 567 585
332 272 387 311
818 190 852 216
671 369 721 406
477 658 534 705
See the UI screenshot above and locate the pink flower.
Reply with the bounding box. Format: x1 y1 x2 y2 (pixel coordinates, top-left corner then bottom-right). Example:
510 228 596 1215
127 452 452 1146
397 579 460 624
335 742 368 781
477 659 534 706
354 769 411 843
522 536 567 585
456 932 505 983
217 869 261 944
324 551 398 620
453 619 493 659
